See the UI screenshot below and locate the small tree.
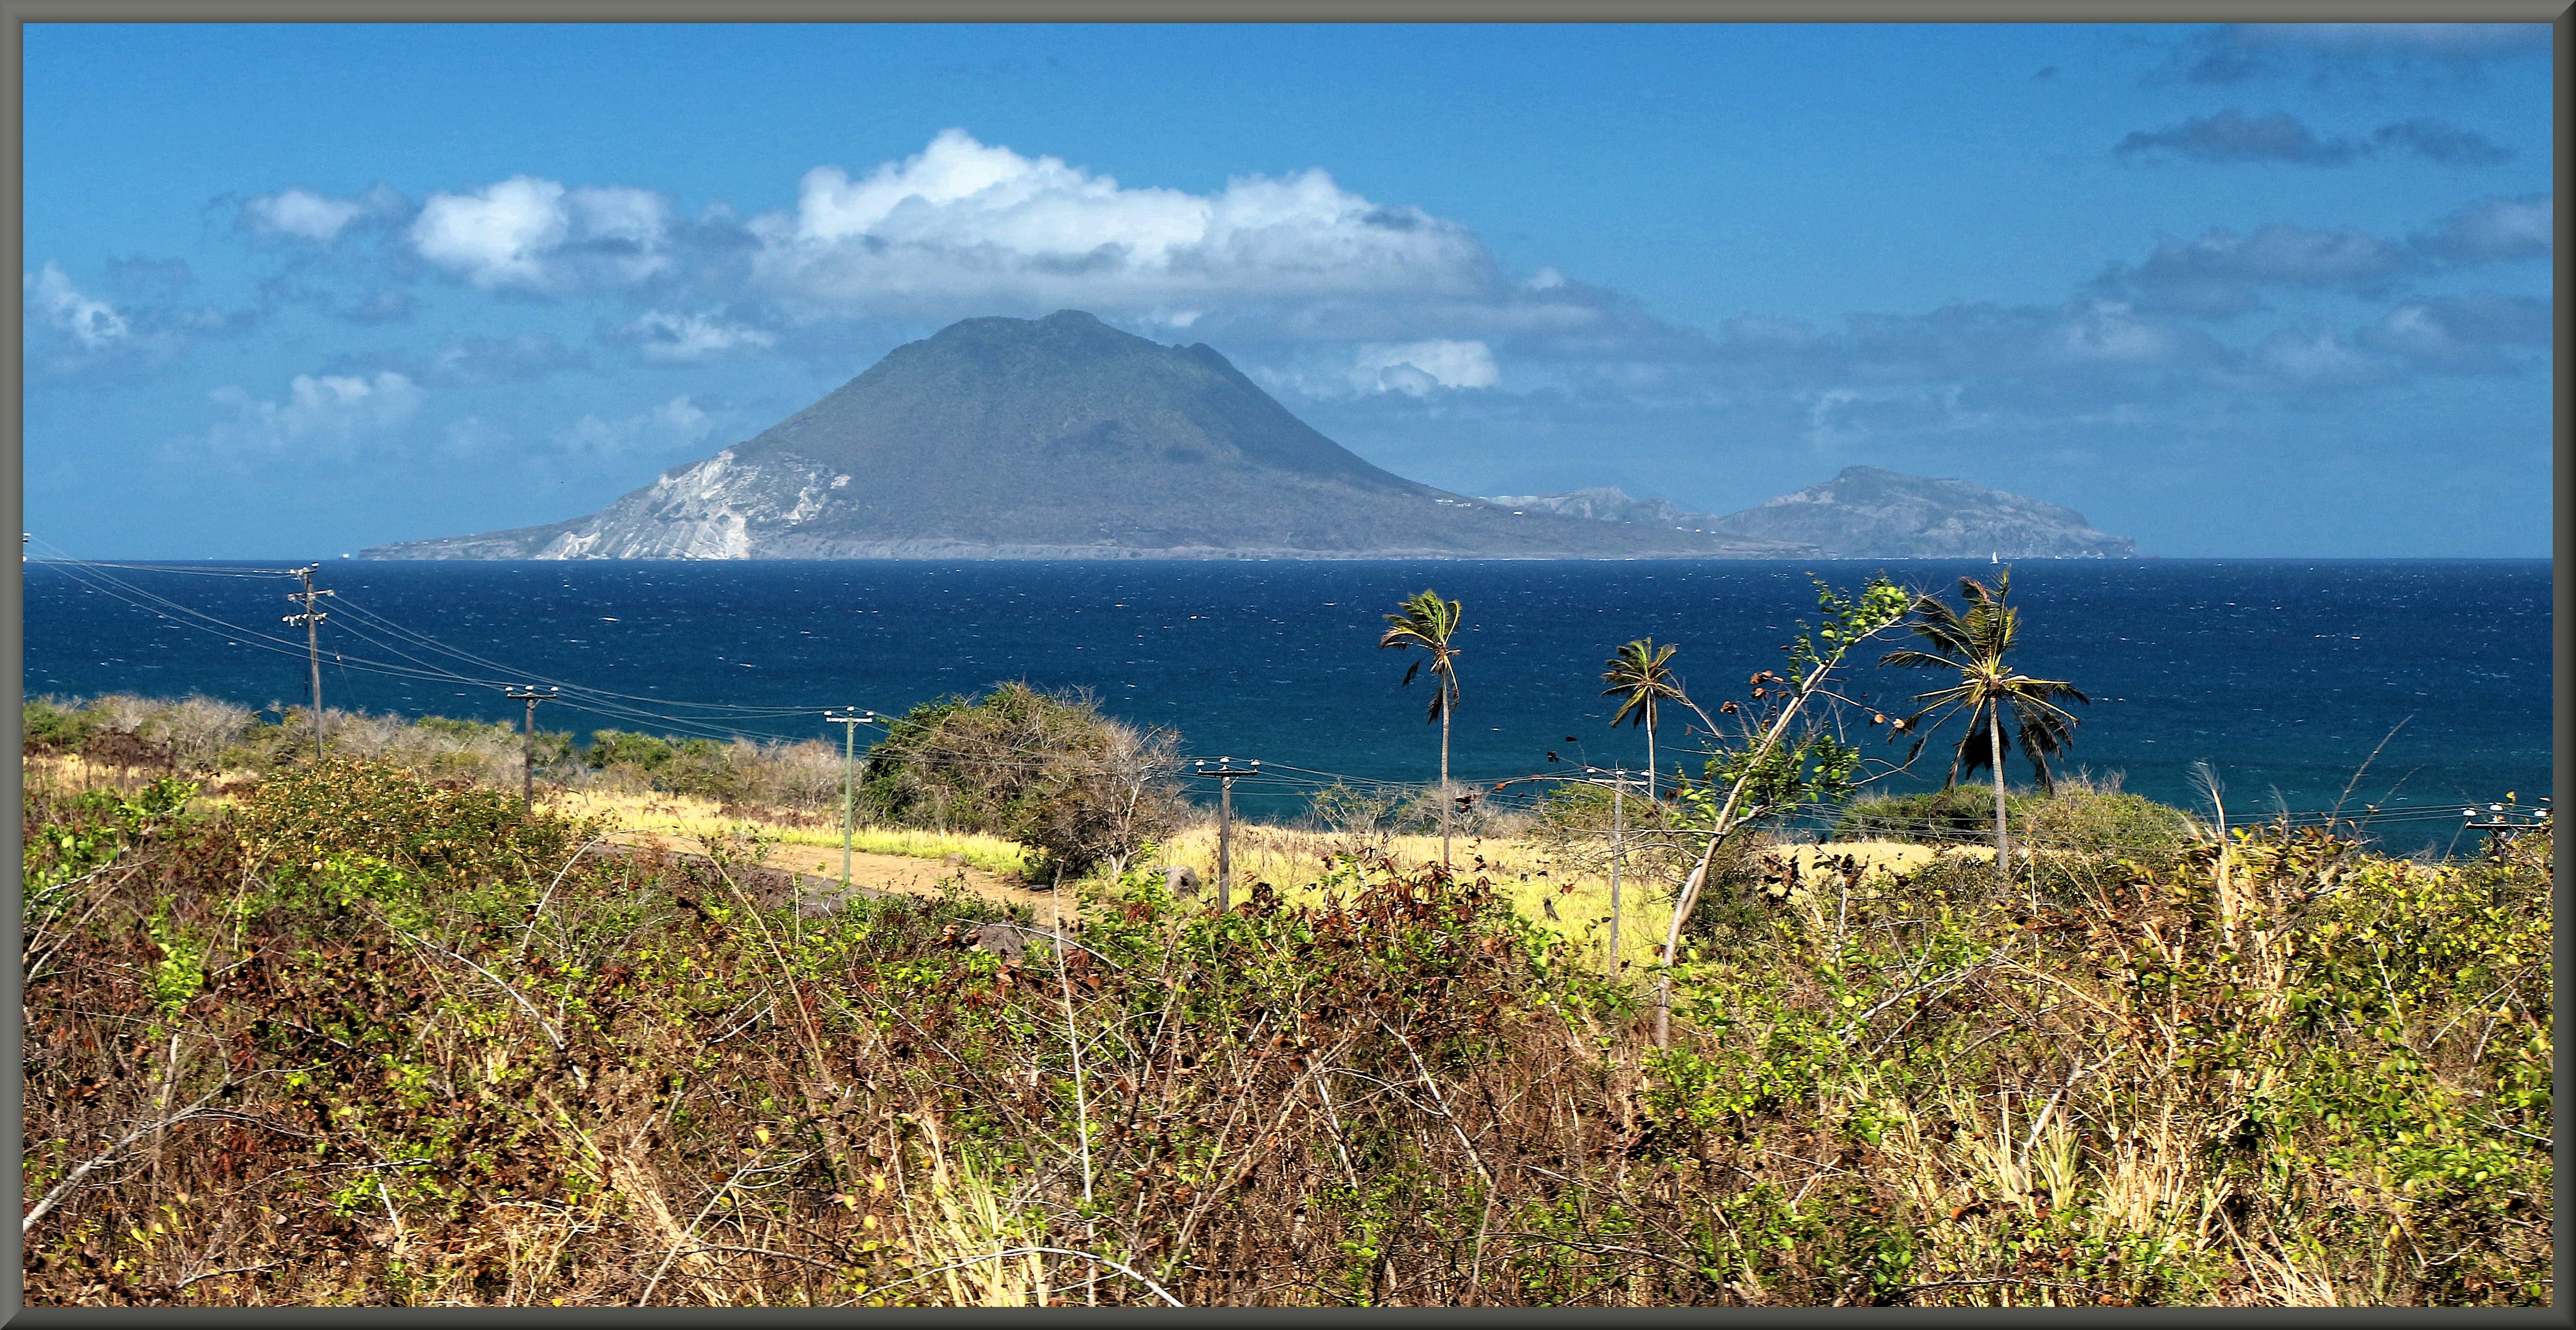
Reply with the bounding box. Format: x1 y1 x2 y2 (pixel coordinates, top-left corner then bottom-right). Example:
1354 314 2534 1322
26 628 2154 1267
862 683 1185 881
1879 568 2089 887
1601 638 1691 800
1653 576 1917 1045
1379 590 1465 869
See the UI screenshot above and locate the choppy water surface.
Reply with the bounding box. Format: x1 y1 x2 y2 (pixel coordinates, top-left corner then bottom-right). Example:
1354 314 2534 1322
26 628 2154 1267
23 558 2551 840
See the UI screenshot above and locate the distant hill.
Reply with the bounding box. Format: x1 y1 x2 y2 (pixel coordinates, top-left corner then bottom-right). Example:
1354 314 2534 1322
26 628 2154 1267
361 311 1809 561
1488 468 2135 559
1484 488 1711 529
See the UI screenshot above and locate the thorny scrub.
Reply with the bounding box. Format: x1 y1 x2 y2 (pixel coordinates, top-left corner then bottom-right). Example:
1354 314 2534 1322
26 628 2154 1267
18 758 2549 1305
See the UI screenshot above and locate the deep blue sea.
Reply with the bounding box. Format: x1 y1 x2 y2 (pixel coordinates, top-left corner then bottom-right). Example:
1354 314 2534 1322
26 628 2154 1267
20 559 2553 844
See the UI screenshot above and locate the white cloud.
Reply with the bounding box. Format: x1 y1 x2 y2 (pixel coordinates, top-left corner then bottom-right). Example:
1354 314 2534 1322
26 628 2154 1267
1350 339 1500 396
410 176 672 292
2046 302 2193 365
442 416 509 458
2248 326 2386 389
2412 193 2552 265
553 395 716 457
22 260 252 380
746 128 1495 312
204 372 425 456
239 183 407 243
617 310 778 362
2358 294 2550 374
24 262 130 348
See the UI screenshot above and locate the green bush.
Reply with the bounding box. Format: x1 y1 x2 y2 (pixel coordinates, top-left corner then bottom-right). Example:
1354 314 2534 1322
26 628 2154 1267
2018 788 2192 861
1833 785 2034 843
862 682 1184 880
22 696 103 754
581 730 741 800
584 729 677 772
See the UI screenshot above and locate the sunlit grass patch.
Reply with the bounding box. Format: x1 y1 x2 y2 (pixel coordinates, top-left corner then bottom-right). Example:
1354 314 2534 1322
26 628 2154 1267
547 787 1028 875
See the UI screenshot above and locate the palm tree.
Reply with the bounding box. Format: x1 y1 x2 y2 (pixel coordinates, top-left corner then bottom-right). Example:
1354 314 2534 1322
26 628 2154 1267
1380 589 1464 868
1600 638 1689 800
1880 568 2088 883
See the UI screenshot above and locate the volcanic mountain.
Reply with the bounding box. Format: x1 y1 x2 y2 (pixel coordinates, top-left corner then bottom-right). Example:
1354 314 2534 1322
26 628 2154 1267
360 311 1810 561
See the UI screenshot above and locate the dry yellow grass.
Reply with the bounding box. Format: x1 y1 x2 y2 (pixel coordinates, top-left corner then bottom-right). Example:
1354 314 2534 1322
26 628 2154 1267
546 788 1026 875
1147 823 1991 973
544 790 2005 971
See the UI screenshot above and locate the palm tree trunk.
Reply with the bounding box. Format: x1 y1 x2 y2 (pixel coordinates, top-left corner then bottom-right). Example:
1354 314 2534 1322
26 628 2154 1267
1439 698 1452 869
1991 705 2036 965
1644 721 1657 802
1989 705 2011 885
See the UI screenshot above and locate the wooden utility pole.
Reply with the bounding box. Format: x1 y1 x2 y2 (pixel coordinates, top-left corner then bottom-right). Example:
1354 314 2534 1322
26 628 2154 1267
1192 758 1259 912
2464 800 2549 857
504 687 559 812
1495 763 1635 981
282 565 332 763
824 709 877 890
1608 768 1626 976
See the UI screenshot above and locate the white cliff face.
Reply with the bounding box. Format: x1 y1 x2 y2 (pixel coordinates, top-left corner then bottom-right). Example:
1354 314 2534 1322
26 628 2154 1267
531 450 838 559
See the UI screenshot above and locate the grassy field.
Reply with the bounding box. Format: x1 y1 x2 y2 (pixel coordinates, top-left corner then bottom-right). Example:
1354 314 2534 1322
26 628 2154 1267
546 787 1030 877
542 787 1985 975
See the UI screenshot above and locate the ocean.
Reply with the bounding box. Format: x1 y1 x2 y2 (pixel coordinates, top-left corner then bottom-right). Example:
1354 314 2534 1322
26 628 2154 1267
20 558 2552 844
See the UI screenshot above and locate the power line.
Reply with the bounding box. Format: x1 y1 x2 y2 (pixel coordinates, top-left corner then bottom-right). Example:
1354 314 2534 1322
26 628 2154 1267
22 541 2522 830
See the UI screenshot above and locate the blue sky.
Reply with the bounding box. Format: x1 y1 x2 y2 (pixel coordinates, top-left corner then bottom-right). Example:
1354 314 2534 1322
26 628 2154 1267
20 22 2555 558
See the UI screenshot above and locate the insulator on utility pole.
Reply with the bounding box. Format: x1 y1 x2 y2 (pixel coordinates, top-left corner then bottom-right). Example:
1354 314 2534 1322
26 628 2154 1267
503 687 560 812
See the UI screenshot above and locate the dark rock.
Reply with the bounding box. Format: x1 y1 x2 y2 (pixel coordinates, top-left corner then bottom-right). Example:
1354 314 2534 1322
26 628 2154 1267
970 921 1067 960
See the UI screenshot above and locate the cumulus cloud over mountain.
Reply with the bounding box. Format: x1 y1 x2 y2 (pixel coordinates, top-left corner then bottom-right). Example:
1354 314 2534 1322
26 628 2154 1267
742 129 1497 313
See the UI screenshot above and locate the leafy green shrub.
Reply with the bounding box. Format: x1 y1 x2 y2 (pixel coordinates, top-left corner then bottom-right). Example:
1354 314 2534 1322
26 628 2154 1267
22 696 103 754
862 682 1184 880
2018 788 2192 863
230 758 599 901
1833 785 2034 842
584 728 677 772
581 730 745 800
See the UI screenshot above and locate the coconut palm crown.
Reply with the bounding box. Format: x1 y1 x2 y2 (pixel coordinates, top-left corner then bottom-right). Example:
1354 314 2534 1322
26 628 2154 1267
1880 569 2088 875
1380 589 1465 866
1601 638 1688 800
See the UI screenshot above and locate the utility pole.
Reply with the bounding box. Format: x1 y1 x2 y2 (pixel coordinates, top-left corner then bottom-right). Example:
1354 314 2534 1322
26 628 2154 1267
1192 758 1259 912
1608 768 1625 976
2463 799 2549 857
282 565 333 763
504 687 559 812
825 709 877 890
1497 761 1634 981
